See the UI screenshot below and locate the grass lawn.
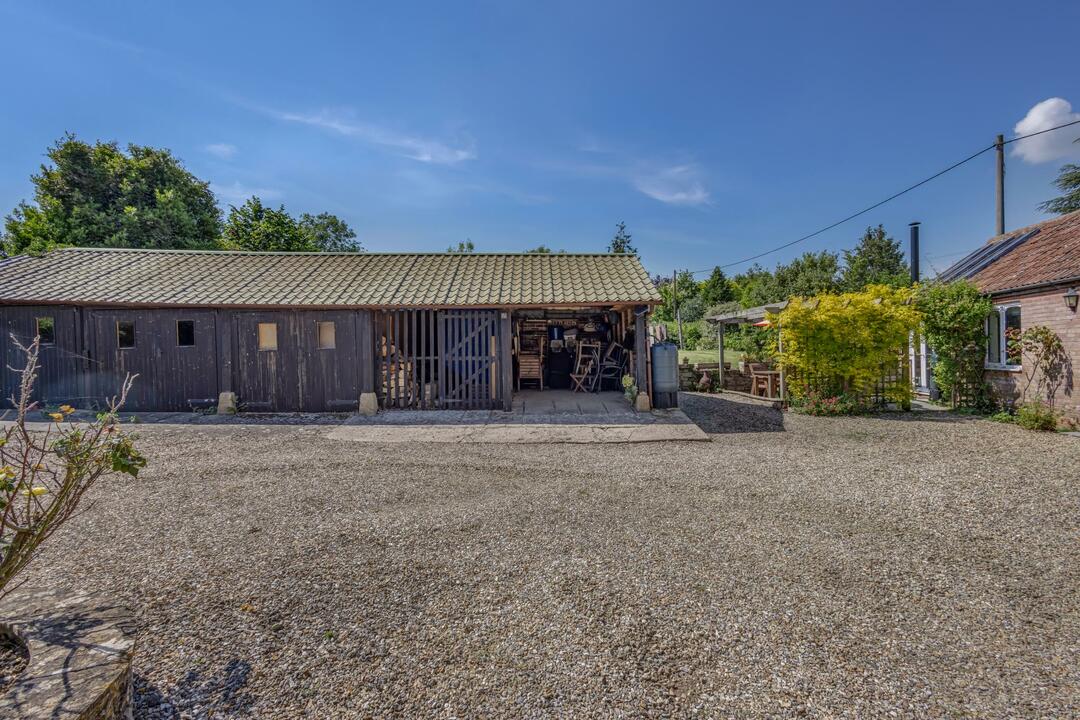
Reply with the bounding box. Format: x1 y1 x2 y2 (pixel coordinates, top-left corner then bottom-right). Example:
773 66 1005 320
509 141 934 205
677 348 743 366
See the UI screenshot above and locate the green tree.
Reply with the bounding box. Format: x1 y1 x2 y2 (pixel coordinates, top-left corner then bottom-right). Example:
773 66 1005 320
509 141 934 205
608 221 637 254
448 239 475 253
3 134 221 254
1039 163 1080 215
299 212 361 252
699 266 736 307
220 197 314 252
774 251 840 298
840 225 910 291
654 269 700 322
731 265 781 308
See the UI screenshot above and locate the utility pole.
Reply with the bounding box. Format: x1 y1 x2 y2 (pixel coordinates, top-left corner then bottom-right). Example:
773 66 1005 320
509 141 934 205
672 269 684 348
995 134 1005 235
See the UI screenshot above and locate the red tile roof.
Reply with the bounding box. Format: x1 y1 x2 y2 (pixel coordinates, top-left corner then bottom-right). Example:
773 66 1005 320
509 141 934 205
967 210 1080 294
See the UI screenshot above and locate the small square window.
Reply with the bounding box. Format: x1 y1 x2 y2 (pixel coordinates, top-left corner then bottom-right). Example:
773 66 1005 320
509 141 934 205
36 317 55 345
117 320 136 349
257 322 278 351
177 320 195 347
317 321 336 350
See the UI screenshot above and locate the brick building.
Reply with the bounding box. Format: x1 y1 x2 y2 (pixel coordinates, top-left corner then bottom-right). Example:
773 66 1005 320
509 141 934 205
940 210 1080 418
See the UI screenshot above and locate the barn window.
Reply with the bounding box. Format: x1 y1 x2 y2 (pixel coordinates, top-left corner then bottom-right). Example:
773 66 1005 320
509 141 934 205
257 322 278 351
177 320 195 347
36 317 55 345
117 320 136 349
317 321 336 350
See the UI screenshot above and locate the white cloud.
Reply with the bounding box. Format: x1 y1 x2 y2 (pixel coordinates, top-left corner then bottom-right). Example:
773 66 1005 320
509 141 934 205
1012 97 1080 164
204 143 237 159
632 164 710 206
274 109 476 165
211 181 282 207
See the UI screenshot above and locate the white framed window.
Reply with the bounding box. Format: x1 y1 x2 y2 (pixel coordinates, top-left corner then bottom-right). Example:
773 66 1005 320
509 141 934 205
986 303 1021 370
317 321 336 350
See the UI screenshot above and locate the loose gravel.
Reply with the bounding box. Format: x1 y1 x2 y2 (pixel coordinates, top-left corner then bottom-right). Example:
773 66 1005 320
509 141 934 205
17 393 1080 718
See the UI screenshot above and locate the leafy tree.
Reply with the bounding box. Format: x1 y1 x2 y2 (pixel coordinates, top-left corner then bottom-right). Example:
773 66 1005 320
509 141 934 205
608 221 637 254
524 244 566 254
774 251 840 298
731 265 782 308
1039 163 1080 215
220 199 358 253
841 225 910 291
654 269 699 322
3 134 221 254
221 197 313 252
299 212 361 252
699 266 736 307
448 239 475 253
916 280 993 408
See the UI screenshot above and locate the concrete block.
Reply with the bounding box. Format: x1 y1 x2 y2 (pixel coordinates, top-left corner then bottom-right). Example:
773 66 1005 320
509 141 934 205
359 392 379 416
217 391 237 415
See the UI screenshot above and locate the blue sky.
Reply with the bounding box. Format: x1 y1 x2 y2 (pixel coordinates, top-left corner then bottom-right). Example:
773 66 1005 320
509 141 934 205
1 1 1078 279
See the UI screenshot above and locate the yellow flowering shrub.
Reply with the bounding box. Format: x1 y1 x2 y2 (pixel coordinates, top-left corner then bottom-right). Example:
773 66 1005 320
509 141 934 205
772 285 922 405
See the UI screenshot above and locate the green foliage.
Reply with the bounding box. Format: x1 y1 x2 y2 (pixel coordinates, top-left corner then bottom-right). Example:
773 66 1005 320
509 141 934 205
448 239 475 253
220 198 358 252
699 267 736 306
608 221 637 255
524 244 565 254
1039 163 1080 215
654 270 699 322
916 280 993 408
221 197 313 251
1015 401 1058 431
298 212 361 252
841 225 910 291
789 390 868 416
621 374 637 403
776 285 920 405
3 134 221 254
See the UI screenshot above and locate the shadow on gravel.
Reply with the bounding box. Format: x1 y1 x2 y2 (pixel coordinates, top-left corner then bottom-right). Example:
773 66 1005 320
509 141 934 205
135 658 252 719
679 393 785 434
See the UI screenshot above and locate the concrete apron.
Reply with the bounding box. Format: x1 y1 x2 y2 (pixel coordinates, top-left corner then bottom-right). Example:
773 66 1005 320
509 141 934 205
326 418 708 444
328 391 708 444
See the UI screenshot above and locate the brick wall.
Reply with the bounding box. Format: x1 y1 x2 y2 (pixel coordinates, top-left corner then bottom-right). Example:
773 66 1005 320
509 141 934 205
986 286 1079 418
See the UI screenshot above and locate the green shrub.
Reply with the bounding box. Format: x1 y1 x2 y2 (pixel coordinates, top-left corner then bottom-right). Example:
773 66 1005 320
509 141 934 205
1015 401 1058 431
916 280 992 408
789 389 868 416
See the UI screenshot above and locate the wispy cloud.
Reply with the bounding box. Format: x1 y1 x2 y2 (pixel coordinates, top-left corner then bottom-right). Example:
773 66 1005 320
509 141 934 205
272 109 476 165
211 181 282 207
204 143 238 160
1012 97 1080 164
540 151 712 207
632 164 710 206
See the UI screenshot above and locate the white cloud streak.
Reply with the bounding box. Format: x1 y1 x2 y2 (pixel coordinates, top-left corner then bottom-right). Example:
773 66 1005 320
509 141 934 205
204 143 238 159
632 164 710 206
1012 97 1080 164
274 109 476 165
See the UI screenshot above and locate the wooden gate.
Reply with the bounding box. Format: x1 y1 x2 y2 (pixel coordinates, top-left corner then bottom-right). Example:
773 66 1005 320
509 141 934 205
439 310 500 409
375 309 502 410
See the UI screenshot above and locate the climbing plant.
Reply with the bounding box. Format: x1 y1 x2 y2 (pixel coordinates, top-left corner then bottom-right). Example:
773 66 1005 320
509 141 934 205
915 280 993 408
774 285 921 405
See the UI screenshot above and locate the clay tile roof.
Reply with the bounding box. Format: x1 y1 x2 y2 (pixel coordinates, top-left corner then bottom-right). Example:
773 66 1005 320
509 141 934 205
0 249 661 308
943 210 1080 294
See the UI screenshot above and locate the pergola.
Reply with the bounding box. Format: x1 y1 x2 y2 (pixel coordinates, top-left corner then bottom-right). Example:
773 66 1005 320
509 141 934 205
705 301 788 401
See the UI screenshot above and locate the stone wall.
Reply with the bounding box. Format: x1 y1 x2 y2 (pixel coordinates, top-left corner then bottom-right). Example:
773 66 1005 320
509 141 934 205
986 286 1079 419
679 362 752 393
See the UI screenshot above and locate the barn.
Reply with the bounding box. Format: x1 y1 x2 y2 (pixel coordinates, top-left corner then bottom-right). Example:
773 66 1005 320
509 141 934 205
0 248 661 413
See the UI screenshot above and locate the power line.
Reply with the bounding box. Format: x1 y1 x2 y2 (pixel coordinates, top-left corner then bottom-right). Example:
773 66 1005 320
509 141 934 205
688 117 1080 275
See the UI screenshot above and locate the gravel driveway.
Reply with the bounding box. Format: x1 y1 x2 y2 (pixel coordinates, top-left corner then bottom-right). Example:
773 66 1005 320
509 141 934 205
19 393 1080 718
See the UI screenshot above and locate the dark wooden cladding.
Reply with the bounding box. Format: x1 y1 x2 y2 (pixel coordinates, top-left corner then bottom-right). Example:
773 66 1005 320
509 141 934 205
1 304 84 406
374 309 505 410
